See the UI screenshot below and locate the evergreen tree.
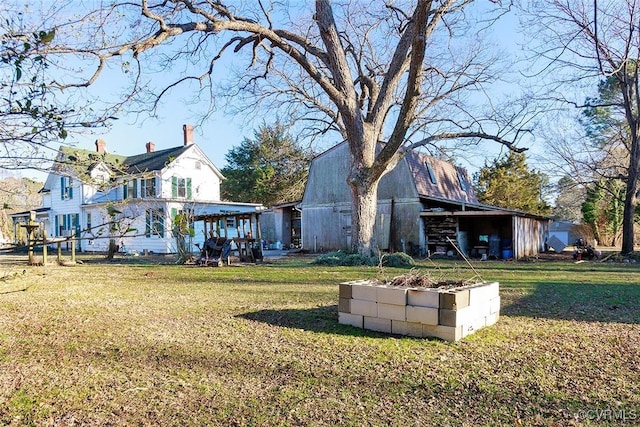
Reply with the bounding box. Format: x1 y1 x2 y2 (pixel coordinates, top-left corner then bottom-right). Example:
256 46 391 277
474 152 551 216
220 123 312 207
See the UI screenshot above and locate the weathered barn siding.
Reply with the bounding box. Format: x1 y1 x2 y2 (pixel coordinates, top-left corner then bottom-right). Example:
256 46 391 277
302 144 352 206
260 207 293 247
379 198 424 252
513 216 548 259
260 210 277 245
300 206 343 252
301 143 426 252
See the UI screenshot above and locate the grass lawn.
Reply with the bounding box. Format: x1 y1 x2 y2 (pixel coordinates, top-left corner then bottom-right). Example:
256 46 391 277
0 255 639 426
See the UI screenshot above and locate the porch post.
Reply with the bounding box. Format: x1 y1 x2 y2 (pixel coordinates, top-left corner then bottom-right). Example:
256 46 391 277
42 229 48 265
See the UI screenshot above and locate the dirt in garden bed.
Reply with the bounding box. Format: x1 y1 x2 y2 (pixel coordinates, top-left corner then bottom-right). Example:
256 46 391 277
372 272 472 290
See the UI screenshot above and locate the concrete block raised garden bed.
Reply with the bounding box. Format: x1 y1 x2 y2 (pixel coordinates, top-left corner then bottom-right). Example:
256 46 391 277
338 278 500 341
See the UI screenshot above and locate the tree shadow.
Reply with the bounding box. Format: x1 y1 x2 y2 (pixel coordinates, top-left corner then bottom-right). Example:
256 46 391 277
501 282 640 324
238 304 384 337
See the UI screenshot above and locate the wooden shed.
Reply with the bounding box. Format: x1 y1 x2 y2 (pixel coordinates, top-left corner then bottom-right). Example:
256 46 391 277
258 201 302 249
421 203 549 260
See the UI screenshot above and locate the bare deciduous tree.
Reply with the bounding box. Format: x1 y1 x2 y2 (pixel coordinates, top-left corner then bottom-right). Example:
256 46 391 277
524 0 640 254
0 2 115 172
47 0 529 255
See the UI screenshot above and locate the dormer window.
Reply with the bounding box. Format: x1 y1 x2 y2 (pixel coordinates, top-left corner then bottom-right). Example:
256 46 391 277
425 161 437 184
457 171 468 191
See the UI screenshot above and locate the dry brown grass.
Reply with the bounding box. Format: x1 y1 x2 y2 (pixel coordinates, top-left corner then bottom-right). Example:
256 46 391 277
0 255 639 426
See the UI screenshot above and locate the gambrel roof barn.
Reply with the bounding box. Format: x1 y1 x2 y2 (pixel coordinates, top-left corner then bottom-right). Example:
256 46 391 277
300 142 548 259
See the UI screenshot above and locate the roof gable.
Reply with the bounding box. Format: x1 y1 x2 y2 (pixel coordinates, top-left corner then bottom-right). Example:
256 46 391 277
43 146 127 190
55 146 127 175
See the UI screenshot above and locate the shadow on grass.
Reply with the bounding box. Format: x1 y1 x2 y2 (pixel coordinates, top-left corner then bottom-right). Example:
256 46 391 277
502 282 640 324
238 304 383 337
481 262 640 275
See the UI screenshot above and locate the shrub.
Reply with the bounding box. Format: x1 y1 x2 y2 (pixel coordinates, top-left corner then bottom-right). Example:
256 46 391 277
313 251 415 267
341 253 376 266
313 251 345 266
381 252 415 268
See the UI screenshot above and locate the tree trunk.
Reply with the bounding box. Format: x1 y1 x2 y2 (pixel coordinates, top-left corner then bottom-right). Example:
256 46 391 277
345 126 385 256
621 142 639 254
620 189 637 254
349 180 379 256
106 238 117 260
175 234 188 264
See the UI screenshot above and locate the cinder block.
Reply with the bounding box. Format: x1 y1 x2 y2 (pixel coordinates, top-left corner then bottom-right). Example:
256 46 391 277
461 315 487 338
391 320 423 337
377 286 407 305
351 299 377 317
468 284 488 303
439 304 482 327
339 283 352 299
485 282 500 299
339 297 351 313
422 324 463 342
351 283 378 301
377 302 406 321
406 305 439 325
469 282 499 304
485 312 500 326
439 289 470 310
489 296 501 315
364 316 392 333
407 288 440 308
339 312 363 328
470 301 492 318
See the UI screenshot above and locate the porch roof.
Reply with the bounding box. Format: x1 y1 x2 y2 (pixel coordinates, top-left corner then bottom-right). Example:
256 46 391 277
419 196 550 221
9 207 50 220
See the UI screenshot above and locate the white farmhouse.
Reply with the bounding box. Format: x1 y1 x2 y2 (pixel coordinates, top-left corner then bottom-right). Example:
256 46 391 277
30 124 262 254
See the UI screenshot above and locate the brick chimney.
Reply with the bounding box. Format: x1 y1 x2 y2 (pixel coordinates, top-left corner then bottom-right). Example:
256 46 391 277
183 124 194 146
146 141 155 153
95 139 106 154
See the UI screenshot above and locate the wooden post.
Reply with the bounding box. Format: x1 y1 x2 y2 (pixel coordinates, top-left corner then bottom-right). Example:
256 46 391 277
71 232 76 263
27 211 36 265
255 213 263 261
57 242 62 263
42 229 48 265
251 215 262 244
